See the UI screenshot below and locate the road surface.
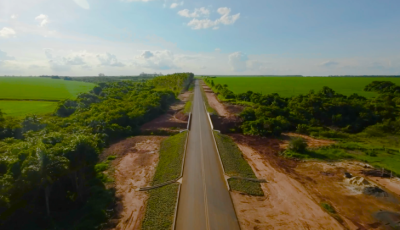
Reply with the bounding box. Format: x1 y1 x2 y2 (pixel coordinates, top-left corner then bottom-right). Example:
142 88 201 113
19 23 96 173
176 81 240 230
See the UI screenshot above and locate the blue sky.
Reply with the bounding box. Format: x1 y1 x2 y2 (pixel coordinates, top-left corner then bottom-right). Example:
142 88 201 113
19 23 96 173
0 0 400 76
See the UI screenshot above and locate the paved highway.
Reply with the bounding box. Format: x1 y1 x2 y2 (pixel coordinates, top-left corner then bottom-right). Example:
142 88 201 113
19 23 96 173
176 81 240 230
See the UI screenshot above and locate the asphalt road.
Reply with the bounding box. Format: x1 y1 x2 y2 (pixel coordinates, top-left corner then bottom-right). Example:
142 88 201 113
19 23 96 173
176 81 240 230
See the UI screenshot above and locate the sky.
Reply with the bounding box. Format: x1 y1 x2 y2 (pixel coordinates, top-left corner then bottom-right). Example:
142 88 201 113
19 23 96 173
1 0 400 76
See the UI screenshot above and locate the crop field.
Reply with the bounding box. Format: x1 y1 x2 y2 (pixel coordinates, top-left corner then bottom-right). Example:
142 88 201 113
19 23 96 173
210 77 400 98
0 101 58 117
0 77 95 100
0 77 95 116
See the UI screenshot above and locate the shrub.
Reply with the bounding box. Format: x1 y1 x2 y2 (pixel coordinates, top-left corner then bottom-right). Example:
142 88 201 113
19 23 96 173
288 137 308 153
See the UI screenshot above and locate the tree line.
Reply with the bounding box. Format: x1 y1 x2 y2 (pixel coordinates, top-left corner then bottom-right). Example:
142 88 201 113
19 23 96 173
204 78 400 137
0 73 194 230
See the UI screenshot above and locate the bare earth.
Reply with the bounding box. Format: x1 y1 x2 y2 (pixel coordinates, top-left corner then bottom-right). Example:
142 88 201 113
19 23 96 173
202 83 243 117
103 136 166 230
233 143 344 230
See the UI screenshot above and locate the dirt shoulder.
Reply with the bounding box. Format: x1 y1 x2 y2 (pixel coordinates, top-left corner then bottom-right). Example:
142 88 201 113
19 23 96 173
140 91 191 134
202 83 243 118
230 135 343 230
102 136 166 230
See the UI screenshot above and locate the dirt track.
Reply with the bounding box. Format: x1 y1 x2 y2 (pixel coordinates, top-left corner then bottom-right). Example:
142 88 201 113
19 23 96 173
102 136 166 230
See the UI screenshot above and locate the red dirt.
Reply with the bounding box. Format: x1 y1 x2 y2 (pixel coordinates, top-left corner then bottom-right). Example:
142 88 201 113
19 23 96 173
232 143 344 230
229 134 400 230
202 83 243 118
103 136 166 230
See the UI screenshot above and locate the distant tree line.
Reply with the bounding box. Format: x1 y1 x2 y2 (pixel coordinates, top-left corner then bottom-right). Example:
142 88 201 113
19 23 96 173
204 78 400 137
0 73 194 230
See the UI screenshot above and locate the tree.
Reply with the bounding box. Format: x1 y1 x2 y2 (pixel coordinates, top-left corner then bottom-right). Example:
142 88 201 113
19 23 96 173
21 146 69 216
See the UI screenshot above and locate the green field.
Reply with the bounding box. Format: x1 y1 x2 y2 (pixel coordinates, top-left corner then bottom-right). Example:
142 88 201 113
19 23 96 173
0 101 58 117
0 77 95 100
0 77 95 117
210 77 400 98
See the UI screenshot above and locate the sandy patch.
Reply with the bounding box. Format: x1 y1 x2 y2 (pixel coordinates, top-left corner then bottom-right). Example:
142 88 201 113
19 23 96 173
281 132 336 149
295 161 400 229
232 143 344 230
105 136 166 230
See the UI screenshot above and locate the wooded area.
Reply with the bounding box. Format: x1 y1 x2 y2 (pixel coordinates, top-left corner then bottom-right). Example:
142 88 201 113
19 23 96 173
204 78 400 137
0 73 194 230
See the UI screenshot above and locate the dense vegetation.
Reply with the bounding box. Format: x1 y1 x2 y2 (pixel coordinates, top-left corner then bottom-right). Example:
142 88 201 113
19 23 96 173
205 78 400 138
207 77 400 98
0 73 194 230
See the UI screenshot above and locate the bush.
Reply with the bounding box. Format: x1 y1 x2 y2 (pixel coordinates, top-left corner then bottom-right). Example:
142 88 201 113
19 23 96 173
288 137 308 153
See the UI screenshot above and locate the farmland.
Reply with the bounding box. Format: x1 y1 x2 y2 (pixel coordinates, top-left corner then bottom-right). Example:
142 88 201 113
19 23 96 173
210 77 400 98
0 101 58 117
0 77 95 100
0 77 95 116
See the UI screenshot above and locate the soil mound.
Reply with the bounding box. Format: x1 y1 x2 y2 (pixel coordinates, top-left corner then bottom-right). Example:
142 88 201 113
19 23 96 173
363 186 389 197
346 176 370 186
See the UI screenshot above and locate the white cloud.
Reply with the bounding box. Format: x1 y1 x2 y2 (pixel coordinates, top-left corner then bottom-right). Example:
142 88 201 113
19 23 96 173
170 3 178 8
184 7 240 29
0 27 16 38
215 48 221 52
229 52 248 72
216 7 240 25
140 50 154 59
35 14 49 27
44 49 89 71
73 0 90 9
97 53 125 67
135 50 178 70
11 14 18 19
178 7 210 18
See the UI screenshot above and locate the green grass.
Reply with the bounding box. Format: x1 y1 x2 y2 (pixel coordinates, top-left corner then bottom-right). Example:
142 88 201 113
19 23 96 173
0 101 58 117
213 131 264 196
183 94 193 114
141 132 187 229
228 178 264 196
284 140 400 176
210 77 400 98
152 131 187 185
141 184 179 230
0 77 95 100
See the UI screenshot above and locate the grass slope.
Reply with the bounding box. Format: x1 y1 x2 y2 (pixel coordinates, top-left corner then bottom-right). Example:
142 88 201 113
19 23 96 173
0 101 58 117
210 77 400 98
152 131 187 185
141 184 179 230
142 132 187 229
0 77 95 100
213 131 263 196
